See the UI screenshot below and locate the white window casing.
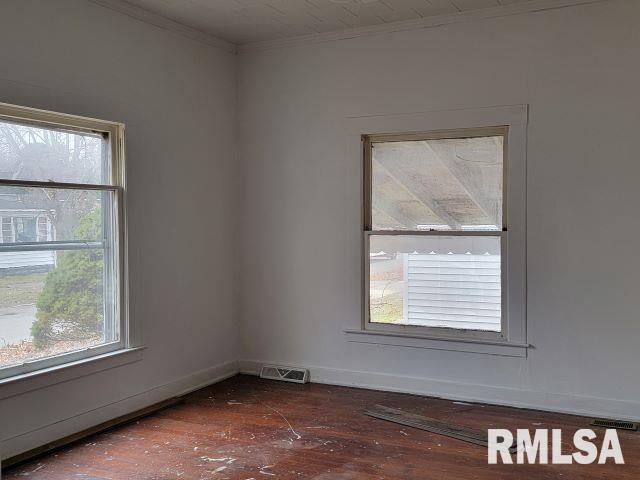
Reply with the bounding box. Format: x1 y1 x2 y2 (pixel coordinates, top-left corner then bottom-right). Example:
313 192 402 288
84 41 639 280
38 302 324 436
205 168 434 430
343 105 528 356
0 101 137 386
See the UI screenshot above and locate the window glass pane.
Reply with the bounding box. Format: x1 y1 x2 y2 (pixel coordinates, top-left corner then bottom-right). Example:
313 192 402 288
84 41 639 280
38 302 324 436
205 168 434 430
0 246 116 369
0 118 107 185
15 217 37 242
0 186 111 242
371 136 503 231
369 235 501 332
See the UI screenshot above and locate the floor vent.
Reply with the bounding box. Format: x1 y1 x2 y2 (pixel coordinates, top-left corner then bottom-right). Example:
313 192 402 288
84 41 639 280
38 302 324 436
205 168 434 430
260 365 309 384
590 418 638 431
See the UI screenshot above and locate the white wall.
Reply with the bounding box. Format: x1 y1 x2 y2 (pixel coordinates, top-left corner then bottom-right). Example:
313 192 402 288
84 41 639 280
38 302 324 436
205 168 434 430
0 0 238 458
237 0 640 419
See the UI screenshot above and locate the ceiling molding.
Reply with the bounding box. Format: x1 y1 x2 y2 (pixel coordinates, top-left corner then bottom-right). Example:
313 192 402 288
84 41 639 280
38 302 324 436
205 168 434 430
88 0 237 54
238 0 609 54
88 0 611 55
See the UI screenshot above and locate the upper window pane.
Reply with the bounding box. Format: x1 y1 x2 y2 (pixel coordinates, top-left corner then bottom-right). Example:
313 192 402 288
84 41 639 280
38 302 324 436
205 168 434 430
0 118 107 185
371 135 503 231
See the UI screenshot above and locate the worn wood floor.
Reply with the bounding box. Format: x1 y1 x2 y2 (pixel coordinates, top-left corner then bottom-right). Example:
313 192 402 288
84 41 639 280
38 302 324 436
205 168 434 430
4 375 639 479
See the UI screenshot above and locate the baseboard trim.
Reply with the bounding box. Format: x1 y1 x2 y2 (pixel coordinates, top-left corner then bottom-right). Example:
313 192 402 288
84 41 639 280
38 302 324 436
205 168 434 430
2 397 183 470
1 360 239 461
239 359 640 422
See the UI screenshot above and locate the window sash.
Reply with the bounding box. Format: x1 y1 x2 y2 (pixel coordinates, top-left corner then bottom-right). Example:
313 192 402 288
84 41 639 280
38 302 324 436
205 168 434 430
0 240 105 252
0 102 127 381
363 230 507 341
0 185 125 380
0 103 122 188
363 126 508 233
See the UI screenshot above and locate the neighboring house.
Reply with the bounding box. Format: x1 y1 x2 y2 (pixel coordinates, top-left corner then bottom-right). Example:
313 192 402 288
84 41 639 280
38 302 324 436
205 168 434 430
404 251 501 332
370 240 501 332
0 195 55 272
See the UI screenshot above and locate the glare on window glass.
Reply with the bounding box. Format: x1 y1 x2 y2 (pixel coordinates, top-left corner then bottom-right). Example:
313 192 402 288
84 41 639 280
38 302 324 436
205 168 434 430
371 136 503 231
0 118 107 185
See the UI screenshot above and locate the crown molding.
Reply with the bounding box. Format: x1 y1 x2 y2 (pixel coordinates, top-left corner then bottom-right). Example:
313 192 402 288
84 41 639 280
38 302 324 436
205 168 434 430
238 0 609 54
88 0 610 55
88 0 237 54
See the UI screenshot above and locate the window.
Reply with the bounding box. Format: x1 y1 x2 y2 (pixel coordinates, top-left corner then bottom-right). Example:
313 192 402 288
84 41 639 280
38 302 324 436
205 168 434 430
37 216 48 242
0 102 126 379
2 217 14 243
15 217 38 242
364 127 510 341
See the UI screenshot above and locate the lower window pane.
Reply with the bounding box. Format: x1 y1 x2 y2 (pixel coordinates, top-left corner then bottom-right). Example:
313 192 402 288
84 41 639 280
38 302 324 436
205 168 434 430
369 235 501 332
0 248 116 369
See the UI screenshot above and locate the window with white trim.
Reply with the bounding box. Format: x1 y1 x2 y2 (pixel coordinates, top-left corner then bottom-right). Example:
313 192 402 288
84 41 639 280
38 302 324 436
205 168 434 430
0 102 126 378
364 127 510 341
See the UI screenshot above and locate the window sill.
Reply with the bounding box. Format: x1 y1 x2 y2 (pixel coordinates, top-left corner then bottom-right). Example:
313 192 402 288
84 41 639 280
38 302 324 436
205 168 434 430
0 347 144 400
343 329 529 357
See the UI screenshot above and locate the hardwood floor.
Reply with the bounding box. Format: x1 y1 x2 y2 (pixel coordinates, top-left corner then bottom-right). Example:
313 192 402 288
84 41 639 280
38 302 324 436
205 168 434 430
4 375 639 479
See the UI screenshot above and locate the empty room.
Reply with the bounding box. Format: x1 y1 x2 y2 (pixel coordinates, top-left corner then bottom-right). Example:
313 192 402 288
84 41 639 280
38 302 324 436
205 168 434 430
0 0 638 478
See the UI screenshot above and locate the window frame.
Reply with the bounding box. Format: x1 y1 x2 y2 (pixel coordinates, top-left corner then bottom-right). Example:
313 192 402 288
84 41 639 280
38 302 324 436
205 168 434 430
0 102 129 381
364 127 508 342
354 106 527 351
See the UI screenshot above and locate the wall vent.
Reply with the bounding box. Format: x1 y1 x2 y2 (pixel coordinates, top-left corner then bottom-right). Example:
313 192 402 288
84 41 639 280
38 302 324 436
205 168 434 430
590 418 638 431
260 365 309 384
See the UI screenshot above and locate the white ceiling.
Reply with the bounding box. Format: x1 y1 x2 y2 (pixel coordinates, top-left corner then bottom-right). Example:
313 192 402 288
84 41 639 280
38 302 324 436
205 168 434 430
116 0 537 45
